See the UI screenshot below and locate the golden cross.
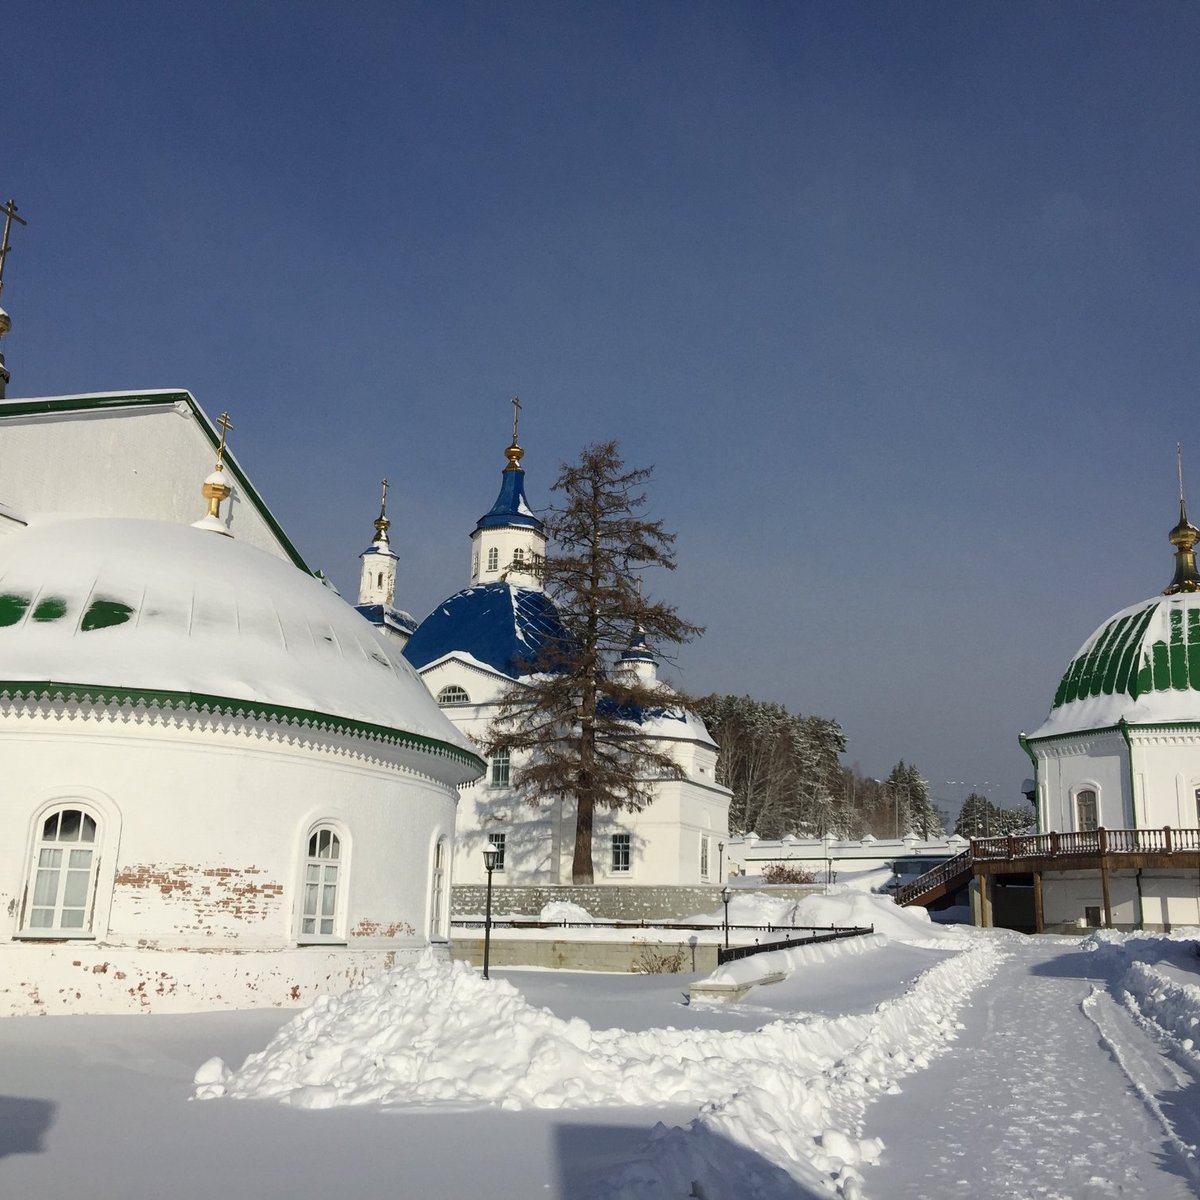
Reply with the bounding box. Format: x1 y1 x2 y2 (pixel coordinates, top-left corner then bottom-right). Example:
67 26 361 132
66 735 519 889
215 412 234 469
511 395 521 445
0 199 28 298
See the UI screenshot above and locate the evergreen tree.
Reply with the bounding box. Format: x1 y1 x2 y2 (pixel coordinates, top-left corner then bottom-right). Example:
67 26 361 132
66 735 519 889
954 792 1034 838
883 761 942 838
486 441 702 884
695 695 848 837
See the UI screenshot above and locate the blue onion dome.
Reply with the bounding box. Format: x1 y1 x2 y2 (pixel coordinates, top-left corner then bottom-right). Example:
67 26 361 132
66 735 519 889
474 441 544 533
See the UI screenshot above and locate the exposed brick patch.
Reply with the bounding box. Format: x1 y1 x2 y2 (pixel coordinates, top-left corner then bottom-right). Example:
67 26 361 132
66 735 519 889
351 919 415 939
114 863 285 932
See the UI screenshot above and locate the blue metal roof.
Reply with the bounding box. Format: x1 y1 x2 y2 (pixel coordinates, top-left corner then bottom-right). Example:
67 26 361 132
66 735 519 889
474 466 544 533
403 582 568 678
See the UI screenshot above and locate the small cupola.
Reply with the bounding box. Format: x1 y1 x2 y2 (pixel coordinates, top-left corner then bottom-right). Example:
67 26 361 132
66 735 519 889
469 397 547 589
192 412 235 536
617 623 658 685
1164 447 1200 595
358 478 399 606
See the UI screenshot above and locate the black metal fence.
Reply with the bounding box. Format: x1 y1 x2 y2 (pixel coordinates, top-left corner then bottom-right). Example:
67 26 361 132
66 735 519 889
715 924 875 966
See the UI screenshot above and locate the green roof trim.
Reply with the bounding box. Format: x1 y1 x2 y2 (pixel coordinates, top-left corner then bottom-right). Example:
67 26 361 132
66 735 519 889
0 679 486 774
0 391 312 574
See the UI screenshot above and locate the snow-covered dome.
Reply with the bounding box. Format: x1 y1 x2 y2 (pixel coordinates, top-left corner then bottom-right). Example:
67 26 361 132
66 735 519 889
1031 592 1200 738
0 517 481 775
403 581 568 679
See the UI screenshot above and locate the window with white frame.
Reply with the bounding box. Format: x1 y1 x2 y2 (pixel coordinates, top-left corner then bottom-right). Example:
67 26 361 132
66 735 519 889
472 553 480 578
491 747 511 787
700 835 711 879
24 807 100 933
487 547 499 572
513 547 525 568
300 827 343 939
1076 789 1098 833
611 833 631 873
437 685 470 706
488 832 506 872
430 838 447 939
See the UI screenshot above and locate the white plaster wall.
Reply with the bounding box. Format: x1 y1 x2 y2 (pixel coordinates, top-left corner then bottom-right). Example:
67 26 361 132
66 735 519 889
0 943 440 1017
0 709 458 1012
1033 732 1129 831
1042 869 1200 929
0 399 294 562
420 656 732 887
469 525 546 589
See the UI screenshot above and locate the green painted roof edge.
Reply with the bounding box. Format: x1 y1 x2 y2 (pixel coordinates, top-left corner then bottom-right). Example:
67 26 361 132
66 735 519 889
0 391 312 574
0 679 486 774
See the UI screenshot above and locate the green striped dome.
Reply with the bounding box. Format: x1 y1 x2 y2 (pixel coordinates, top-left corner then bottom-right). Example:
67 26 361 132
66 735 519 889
1034 594 1200 737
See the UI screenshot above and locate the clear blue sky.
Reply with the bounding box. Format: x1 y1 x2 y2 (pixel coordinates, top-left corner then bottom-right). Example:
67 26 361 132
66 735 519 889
7 2 1200 813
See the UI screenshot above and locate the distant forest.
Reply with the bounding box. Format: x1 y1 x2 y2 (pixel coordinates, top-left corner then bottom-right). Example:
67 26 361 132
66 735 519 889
695 694 1031 841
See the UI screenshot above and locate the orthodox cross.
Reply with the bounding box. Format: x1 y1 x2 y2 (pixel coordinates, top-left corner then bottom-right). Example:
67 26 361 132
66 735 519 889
511 395 521 444
0 199 28 299
380 477 390 515
215 412 234 470
1178 443 1187 509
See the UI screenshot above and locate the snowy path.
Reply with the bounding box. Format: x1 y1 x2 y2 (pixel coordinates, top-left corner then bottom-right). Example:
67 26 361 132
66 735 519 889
859 939 1200 1199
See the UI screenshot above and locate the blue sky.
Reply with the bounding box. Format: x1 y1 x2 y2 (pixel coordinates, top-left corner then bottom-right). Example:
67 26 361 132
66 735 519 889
7 2 1200 813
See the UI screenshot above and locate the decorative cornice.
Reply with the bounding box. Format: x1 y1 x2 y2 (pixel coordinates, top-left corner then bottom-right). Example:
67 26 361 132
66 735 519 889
0 680 486 776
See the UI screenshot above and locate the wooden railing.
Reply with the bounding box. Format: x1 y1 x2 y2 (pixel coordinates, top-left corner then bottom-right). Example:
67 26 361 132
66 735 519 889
894 827 1200 907
892 850 972 906
970 826 1200 862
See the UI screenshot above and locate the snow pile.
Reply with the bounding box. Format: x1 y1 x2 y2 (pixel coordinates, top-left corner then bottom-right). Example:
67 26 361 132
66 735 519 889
196 940 1004 1197
1082 930 1200 1068
539 899 593 922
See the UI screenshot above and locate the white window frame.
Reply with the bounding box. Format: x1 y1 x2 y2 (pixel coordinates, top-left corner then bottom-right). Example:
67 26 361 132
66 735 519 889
611 832 631 873
487 547 499 572
21 805 102 937
513 547 525 568
700 834 711 879
298 824 347 943
488 832 507 873
430 837 449 941
491 747 511 787
437 685 471 706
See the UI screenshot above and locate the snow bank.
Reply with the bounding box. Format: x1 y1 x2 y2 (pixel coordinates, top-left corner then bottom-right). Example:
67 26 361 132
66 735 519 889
196 938 1004 1197
1081 930 1200 1070
539 900 593 922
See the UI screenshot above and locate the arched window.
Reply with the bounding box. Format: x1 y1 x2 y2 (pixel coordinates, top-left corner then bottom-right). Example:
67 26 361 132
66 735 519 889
491 747 511 787
299 826 343 940
377 572 383 589
487 547 499 572
24 807 100 933
513 548 525 568
430 837 448 939
1075 789 1098 833
437 685 471 706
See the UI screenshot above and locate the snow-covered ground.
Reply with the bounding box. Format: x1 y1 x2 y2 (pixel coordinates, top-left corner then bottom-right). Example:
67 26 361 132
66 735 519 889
3 892 1198 1199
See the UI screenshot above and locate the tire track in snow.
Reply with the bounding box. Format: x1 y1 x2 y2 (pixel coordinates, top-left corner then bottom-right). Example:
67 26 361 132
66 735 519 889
1080 985 1200 1187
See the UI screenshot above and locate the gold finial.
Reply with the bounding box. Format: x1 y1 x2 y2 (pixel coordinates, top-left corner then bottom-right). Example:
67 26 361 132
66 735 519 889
374 478 391 542
505 395 524 470
1165 444 1200 593
195 411 234 533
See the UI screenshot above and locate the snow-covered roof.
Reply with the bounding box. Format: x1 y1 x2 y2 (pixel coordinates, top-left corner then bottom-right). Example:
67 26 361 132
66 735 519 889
1030 592 1200 739
404 581 567 678
0 517 481 774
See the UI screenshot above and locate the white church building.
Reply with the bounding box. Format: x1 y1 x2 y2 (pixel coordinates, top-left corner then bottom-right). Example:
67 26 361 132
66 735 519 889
0 391 483 1015
357 429 732 893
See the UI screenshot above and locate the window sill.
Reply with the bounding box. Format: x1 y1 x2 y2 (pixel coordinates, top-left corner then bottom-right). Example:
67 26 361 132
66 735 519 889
296 939 348 947
15 931 97 941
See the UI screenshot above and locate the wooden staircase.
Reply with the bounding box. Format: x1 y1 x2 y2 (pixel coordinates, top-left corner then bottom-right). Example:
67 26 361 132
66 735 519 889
893 850 972 908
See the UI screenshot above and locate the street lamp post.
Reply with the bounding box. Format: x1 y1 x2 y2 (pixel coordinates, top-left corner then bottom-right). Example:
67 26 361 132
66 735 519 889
721 885 732 950
717 841 725 880
482 843 499 980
